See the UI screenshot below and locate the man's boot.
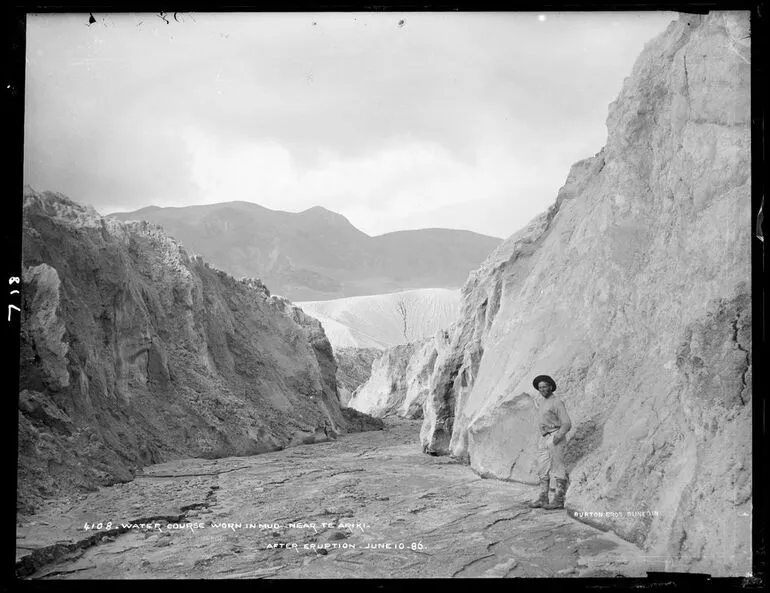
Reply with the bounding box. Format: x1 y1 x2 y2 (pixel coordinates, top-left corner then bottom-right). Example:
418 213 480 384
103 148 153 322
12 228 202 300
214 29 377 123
543 477 568 510
527 478 550 508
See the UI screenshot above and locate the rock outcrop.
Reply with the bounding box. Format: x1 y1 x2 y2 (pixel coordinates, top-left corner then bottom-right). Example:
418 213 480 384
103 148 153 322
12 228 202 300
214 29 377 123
349 331 451 419
334 347 382 406
18 190 376 514
263 294 346 439
339 407 386 433
419 12 751 575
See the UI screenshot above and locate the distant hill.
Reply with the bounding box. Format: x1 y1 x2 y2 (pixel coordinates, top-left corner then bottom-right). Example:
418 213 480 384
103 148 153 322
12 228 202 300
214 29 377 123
297 288 460 350
110 202 501 301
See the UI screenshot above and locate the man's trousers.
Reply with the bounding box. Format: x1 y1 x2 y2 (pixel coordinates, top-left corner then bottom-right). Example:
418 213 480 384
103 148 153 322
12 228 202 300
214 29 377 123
535 432 567 481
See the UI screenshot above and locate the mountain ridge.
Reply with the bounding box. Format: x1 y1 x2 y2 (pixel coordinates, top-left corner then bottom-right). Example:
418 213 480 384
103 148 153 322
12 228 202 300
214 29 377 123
110 201 502 301
109 202 502 240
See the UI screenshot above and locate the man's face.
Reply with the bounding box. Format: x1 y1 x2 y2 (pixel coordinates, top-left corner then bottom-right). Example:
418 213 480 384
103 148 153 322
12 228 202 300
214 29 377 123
538 382 554 398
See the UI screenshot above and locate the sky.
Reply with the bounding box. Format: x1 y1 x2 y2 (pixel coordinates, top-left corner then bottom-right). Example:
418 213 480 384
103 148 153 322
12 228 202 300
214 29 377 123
24 11 677 239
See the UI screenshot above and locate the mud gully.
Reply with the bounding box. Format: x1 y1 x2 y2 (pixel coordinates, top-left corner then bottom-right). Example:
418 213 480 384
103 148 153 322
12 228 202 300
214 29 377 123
17 418 657 579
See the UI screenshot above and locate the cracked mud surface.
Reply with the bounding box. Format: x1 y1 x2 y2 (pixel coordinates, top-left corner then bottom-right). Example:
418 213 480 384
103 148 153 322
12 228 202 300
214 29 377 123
17 419 656 579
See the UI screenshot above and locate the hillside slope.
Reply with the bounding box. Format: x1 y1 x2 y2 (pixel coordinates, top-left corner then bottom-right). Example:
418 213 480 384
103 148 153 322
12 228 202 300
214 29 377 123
297 288 460 349
417 12 751 575
18 190 374 513
111 203 501 301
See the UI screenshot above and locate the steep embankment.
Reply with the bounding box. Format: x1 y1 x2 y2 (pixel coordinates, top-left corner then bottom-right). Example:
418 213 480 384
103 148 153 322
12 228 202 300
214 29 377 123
419 12 751 575
111 203 501 302
334 346 382 406
347 332 451 419
297 288 460 349
18 190 377 514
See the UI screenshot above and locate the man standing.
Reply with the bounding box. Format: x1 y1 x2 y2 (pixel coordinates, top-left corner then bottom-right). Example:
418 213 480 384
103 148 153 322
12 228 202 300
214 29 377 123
528 374 571 510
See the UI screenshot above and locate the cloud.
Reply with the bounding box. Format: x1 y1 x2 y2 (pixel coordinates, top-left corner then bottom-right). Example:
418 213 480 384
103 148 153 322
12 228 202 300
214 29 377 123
23 11 677 235
183 127 489 213
183 128 294 204
181 126 566 237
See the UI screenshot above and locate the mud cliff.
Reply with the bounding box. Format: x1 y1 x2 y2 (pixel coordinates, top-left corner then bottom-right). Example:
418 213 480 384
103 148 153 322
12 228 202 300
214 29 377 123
348 332 451 419
18 190 370 513
420 12 751 575
334 346 382 406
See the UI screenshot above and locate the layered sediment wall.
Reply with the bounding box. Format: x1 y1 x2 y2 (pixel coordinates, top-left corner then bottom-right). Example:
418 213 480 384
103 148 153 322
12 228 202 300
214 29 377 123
419 12 751 575
19 190 376 513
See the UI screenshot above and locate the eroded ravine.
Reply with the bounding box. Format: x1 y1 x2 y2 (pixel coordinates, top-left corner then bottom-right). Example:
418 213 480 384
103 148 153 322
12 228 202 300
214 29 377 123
17 419 656 579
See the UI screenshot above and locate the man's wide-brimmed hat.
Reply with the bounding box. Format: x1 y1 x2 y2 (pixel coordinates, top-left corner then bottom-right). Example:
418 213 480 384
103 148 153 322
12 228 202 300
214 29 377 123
532 375 557 391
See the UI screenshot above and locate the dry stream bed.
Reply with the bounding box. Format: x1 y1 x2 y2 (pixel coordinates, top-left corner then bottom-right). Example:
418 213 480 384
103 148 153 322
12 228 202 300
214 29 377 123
17 418 659 579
